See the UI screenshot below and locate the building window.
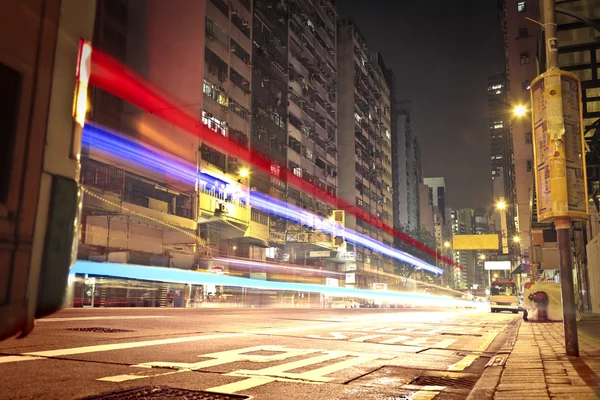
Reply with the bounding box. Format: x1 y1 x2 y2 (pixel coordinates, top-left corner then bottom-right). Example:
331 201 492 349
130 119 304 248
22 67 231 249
526 132 533 144
202 111 227 136
230 68 250 94
522 79 531 90
527 160 532 172
230 39 250 64
518 1 526 12
200 144 226 170
518 27 529 38
520 52 530 64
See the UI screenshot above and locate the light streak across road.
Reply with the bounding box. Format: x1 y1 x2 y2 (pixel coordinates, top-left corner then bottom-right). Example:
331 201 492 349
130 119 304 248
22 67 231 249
82 124 443 274
70 261 463 307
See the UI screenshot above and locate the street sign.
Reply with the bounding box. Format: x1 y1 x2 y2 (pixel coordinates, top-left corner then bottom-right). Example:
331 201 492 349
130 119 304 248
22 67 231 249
452 234 500 250
530 69 589 222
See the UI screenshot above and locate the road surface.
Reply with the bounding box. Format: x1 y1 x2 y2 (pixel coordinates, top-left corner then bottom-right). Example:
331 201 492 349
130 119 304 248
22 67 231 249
0 307 519 399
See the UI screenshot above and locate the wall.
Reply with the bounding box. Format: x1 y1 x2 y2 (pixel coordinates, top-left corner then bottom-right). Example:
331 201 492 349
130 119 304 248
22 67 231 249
85 215 164 254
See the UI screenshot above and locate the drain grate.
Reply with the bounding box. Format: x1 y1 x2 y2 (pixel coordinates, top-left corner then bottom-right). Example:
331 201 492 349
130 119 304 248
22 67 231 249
66 327 134 333
409 374 478 390
79 386 251 399
440 332 482 337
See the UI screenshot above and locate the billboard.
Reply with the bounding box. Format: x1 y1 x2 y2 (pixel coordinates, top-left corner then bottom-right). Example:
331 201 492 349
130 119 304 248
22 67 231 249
452 234 499 250
484 261 511 271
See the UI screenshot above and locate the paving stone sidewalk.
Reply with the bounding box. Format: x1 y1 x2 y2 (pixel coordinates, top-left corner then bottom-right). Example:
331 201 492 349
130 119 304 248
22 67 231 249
468 314 600 400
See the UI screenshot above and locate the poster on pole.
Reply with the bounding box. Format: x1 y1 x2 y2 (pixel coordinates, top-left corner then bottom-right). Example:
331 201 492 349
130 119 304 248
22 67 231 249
530 70 588 223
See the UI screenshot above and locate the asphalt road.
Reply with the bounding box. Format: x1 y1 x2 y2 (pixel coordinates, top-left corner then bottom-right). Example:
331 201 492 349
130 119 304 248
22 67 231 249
0 307 520 400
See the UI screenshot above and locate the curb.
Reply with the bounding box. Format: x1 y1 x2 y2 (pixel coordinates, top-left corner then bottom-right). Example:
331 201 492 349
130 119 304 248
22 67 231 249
466 317 522 400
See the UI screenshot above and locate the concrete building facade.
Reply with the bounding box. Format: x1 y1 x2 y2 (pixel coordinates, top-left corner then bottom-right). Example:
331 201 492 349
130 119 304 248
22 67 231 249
337 19 395 288
500 0 540 260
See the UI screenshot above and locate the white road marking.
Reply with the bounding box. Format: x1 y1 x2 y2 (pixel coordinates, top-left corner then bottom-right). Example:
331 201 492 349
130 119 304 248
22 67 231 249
21 333 244 358
1 319 383 364
99 345 392 393
97 374 149 382
306 332 350 340
0 355 43 364
379 335 411 344
207 376 278 394
447 329 502 371
37 316 172 322
402 337 457 349
349 334 388 342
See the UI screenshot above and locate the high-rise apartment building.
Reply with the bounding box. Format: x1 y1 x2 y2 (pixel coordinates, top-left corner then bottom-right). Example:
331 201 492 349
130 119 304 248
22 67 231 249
419 183 435 236
474 207 489 287
337 19 395 288
451 208 476 289
81 0 210 272
202 0 257 260
280 0 340 269
487 73 518 260
500 0 540 260
391 104 421 233
80 0 274 282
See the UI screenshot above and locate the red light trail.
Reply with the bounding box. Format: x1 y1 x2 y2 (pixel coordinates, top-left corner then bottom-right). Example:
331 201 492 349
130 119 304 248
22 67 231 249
88 46 461 270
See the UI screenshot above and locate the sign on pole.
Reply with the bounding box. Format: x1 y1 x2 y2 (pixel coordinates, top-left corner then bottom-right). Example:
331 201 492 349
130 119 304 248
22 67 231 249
530 69 589 222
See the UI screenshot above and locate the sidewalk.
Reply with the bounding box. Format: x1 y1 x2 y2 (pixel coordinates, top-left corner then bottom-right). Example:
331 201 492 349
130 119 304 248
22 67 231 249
468 313 600 399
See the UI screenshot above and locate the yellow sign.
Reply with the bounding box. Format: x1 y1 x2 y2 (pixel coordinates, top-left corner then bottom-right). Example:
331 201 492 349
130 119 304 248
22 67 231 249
452 234 499 250
530 69 588 222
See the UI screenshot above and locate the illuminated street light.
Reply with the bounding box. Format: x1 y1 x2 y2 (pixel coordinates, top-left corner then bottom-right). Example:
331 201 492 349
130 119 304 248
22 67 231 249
496 201 506 210
479 254 486 261
239 168 249 177
443 241 451 248
513 105 528 117
513 235 521 243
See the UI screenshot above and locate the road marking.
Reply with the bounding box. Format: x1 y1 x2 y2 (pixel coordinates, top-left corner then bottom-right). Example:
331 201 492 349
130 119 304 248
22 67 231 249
0 355 43 364
402 337 457 349
207 376 278 394
379 335 411 344
99 345 392 394
37 316 172 322
22 333 244 359
0 313 479 366
1 319 383 364
97 374 149 382
410 385 445 400
447 355 479 371
447 329 502 371
349 334 388 342
306 332 351 340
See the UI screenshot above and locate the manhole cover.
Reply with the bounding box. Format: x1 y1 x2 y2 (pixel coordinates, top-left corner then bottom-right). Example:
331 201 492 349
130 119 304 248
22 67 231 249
79 386 251 399
66 327 134 333
409 373 478 390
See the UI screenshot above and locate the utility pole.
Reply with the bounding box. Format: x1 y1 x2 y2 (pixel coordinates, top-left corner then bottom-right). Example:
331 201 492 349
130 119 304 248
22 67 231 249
545 0 579 358
531 0 588 357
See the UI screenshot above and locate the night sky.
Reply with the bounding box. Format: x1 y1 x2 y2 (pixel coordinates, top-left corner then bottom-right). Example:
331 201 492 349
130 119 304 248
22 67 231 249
336 0 506 209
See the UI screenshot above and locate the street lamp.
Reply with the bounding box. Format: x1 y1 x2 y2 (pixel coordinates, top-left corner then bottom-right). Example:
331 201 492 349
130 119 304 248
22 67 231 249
513 105 528 117
444 241 451 248
496 201 506 210
513 235 520 243
239 168 249 178
479 254 486 261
